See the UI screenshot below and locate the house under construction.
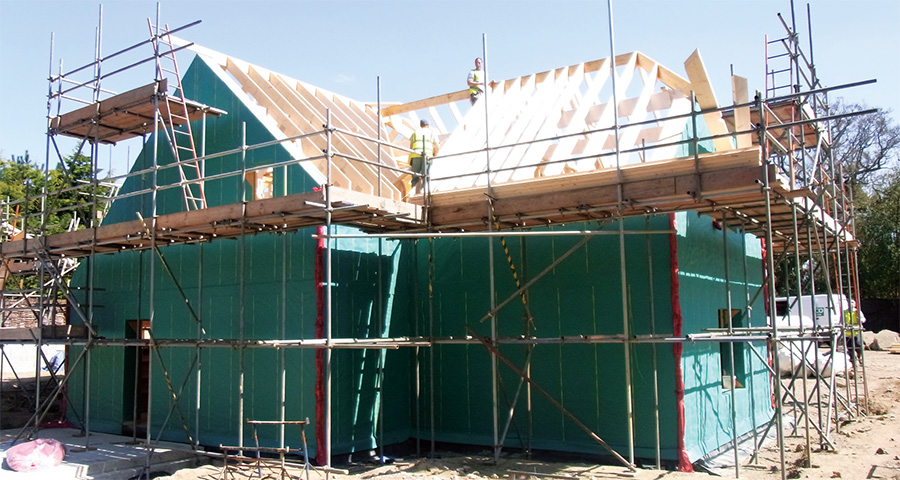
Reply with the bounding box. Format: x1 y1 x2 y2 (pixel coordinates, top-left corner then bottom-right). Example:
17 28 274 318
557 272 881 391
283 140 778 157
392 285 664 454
0 5 871 478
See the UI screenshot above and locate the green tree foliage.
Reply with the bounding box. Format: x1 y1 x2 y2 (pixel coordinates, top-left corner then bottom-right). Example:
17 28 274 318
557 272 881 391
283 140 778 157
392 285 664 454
0 151 45 234
1 149 111 237
822 100 900 300
46 149 112 233
829 99 900 188
774 100 899 299
857 167 900 299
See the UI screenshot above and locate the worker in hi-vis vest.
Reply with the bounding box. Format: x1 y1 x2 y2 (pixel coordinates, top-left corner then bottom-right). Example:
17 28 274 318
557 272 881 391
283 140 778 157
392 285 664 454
844 305 864 365
467 57 485 105
407 119 439 197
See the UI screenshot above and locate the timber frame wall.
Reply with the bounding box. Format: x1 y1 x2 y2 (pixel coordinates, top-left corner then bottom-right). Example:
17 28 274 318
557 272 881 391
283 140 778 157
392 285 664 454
0 4 872 479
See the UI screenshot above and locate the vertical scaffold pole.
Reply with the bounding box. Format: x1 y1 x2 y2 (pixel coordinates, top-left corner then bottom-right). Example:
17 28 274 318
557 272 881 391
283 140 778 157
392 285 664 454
759 95 787 480
645 217 661 469
791 204 812 466
377 77 383 198
38 28 56 435
847 184 869 411
196 242 204 448
239 122 247 453
479 33 501 463
324 109 334 468
740 221 762 464
722 211 739 479
145 4 161 455
279 225 287 448
607 0 635 465
428 237 436 457
375 75 386 462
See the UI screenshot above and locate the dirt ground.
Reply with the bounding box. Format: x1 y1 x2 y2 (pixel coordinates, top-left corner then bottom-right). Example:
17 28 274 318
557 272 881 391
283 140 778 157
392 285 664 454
153 350 900 480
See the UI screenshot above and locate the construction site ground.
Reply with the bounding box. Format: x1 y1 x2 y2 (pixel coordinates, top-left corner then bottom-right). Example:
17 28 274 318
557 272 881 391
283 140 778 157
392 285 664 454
1 350 898 480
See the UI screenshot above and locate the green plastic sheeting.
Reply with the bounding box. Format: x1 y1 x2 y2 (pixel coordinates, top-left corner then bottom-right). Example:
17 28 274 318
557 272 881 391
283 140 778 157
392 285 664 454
67 56 412 457
67 53 771 466
412 217 680 460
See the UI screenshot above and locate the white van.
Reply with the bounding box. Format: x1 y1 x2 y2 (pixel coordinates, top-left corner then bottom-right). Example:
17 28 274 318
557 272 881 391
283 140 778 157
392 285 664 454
774 294 865 329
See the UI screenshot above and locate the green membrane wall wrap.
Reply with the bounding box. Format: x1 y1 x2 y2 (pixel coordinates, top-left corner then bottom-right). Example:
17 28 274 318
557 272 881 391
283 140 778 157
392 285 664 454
67 56 412 456
67 55 772 464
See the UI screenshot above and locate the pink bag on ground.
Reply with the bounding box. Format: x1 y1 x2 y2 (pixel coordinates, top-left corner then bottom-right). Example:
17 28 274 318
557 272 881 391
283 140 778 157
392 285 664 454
4 438 66 472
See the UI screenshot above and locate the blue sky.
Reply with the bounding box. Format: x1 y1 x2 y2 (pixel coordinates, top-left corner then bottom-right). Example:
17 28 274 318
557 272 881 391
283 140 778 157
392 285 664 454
1 0 898 177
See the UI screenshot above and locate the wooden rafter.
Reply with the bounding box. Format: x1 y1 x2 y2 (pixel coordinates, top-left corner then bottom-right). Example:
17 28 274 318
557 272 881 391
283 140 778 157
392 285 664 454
683 49 733 152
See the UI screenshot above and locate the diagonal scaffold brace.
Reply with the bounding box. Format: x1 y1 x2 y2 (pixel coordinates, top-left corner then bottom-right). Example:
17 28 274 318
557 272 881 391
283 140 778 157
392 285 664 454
465 326 637 472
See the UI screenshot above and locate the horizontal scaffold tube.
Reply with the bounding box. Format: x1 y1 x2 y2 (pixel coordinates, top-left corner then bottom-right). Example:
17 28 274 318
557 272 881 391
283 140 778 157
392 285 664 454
1 332 829 348
313 229 676 239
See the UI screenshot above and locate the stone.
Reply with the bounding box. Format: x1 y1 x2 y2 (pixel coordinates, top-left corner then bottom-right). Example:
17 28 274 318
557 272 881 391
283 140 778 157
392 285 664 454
872 330 900 351
862 331 877 348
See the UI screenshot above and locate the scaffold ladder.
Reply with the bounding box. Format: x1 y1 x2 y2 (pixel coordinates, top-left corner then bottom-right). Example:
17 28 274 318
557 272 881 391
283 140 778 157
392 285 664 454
149 21 206 211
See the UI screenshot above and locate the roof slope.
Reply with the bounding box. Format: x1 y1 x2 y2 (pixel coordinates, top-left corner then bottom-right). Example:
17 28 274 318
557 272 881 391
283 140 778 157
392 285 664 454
178 38 407 200
384 50 739 193
178 41 742 201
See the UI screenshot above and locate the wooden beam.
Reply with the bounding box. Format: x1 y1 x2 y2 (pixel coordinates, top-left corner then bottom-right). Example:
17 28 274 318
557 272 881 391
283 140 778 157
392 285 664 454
381 52 643 118
634 52 691 93
381 90 469 117
683 49 733 152
50 81 165 133
431 147 761 207
429 163 777 227
48 80 225 144
0 187 425 260
731 75 752 148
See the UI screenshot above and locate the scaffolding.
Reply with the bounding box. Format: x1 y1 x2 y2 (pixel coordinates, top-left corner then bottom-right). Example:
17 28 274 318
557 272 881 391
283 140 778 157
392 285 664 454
0 4 874 480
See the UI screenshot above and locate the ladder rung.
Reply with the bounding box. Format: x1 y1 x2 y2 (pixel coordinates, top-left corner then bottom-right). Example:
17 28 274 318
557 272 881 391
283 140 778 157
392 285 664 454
176 146 194 151
161 67 178 74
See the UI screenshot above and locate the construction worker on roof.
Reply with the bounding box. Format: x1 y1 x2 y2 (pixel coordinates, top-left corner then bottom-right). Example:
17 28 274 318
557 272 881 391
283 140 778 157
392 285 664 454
467 57 485 105
407 119 439 197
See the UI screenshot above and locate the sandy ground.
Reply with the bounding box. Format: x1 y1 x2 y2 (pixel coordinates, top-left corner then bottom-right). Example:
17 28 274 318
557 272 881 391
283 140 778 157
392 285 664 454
155 350 900 480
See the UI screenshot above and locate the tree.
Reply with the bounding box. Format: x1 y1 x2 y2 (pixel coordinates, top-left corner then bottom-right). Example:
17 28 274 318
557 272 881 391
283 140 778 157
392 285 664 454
774 100 899 298
824 100 900 300
828 99 900 188
1 149 110 236
45 150 112 233
0 151 45 235
856 167 900 299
